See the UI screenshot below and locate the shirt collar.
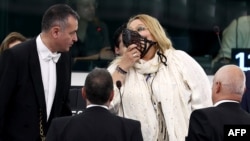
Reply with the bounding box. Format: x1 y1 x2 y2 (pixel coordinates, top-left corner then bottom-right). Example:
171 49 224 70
36 35 61 63
213 100 239 107
87 104 108 110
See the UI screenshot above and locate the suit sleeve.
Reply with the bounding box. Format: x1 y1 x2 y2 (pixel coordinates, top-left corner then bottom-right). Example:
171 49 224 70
131 121 143 141
186 110 212 141
0 50 17 139
240 71 250 112
58 52 72 117
46 117 72 141
46 119 59 141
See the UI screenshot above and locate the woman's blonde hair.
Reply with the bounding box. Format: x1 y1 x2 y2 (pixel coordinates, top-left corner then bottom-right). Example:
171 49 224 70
0 32 27 54
127 14 174 53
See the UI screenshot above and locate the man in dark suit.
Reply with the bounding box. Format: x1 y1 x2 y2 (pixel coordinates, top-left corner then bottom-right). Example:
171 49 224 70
186 65 250 141
46 68 143 141
241 70 250 112
0 4 79 141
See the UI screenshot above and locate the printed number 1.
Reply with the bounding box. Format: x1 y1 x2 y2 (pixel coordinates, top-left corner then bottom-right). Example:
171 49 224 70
235 52 250 71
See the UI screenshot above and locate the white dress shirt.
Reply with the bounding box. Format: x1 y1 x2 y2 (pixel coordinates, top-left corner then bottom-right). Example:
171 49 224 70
36 35 61 120
214 100 239 107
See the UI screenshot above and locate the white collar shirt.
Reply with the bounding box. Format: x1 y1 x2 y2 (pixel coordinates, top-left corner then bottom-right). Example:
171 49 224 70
36 35 61 120
213 100 239 107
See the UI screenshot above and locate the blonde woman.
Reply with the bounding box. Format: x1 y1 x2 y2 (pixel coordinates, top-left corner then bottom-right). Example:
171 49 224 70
108 14 212 141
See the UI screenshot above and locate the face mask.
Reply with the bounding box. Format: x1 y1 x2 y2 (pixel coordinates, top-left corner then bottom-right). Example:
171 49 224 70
122 28 157 58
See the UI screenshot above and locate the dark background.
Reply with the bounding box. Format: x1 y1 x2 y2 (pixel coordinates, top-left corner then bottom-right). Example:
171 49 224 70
0 0 249 58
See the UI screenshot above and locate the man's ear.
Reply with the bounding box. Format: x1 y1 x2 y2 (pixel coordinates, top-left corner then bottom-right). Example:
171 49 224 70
109 90 114 102
115 47 120 55
82 87 86 100
51 26 60 38
215 81 221 93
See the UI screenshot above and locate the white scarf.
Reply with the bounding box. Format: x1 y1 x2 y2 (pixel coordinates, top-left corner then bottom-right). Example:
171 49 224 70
108 49 212 141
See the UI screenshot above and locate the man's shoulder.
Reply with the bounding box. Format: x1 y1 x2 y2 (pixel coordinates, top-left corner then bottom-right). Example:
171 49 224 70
191 106 216 117
1 38 36 60
52 115 73 123
118 116 141 127
50 115 75 129
12 38 36 51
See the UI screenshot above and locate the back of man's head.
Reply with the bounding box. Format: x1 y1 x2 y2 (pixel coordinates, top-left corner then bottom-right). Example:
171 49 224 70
84 68 113 105
212 65 246 103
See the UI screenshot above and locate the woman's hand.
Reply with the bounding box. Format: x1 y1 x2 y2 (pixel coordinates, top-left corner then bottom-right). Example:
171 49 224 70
118 44 141 71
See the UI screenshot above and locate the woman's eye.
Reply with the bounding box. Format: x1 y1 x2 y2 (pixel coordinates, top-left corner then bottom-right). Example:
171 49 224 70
137 27 146 32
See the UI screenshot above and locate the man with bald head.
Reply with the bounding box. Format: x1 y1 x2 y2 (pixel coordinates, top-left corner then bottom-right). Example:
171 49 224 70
186 65 250 141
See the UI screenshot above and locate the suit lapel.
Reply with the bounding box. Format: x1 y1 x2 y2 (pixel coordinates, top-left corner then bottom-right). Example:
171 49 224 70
48 53 70 121
56 57 64 97
55 52 71 91
49 58 64 119
29 39 47 120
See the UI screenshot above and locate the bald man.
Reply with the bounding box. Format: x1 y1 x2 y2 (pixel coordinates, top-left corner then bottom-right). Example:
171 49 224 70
186 65 250 141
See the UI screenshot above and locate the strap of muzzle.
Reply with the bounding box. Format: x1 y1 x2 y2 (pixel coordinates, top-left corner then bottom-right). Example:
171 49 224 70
122 28 157 58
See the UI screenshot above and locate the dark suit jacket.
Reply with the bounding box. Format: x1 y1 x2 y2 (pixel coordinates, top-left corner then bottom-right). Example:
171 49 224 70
186 102 250 141
46 107 143 141
0 38 72 141
241 70 250 112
